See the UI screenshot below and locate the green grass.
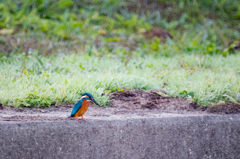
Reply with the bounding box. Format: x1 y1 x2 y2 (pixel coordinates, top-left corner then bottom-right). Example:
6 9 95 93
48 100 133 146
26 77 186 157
0 0 240 108
0 53 240 108
0 0 239 54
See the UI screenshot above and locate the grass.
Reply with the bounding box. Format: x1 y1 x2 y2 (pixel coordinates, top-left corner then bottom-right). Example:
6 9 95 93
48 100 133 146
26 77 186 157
0 0 240 108
0 0 240 55
0 53 240 108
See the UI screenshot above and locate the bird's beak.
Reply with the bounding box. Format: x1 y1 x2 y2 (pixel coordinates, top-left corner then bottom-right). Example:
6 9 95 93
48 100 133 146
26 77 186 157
91 98 100 106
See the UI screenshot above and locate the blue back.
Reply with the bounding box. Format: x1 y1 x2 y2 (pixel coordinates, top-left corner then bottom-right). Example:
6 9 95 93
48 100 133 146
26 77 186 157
69 97 90 117
69 99 83 117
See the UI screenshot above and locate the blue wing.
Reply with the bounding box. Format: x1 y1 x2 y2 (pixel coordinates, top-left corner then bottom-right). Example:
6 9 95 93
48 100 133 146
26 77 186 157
69 99 83 117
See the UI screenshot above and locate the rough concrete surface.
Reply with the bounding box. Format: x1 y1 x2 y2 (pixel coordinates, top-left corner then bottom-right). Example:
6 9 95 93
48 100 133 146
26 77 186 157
0 114 240 159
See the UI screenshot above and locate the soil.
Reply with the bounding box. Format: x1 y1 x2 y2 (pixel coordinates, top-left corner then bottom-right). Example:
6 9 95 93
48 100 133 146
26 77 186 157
228 41 240 52
0 89 240 122
0 35 80 55
144 28 172 42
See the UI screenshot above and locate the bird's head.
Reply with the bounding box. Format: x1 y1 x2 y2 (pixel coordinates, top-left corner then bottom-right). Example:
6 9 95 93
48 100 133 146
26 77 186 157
81 92 100 106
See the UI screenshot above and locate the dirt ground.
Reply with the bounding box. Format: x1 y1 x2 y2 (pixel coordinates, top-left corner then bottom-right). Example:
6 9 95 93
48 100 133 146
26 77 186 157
1 89 240 122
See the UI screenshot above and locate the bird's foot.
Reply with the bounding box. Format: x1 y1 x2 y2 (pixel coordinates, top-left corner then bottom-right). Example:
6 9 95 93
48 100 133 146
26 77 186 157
82 117 87 122
76 117 81 123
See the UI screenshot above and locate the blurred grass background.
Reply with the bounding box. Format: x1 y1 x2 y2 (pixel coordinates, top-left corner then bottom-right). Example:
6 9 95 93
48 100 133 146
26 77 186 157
0 0 240 107
0 0 239 55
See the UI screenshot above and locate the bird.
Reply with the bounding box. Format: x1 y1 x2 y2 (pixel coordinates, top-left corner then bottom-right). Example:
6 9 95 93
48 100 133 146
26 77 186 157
68 92 100 122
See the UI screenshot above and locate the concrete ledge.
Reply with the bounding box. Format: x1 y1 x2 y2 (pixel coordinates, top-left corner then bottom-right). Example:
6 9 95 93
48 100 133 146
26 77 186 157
1 115 240 159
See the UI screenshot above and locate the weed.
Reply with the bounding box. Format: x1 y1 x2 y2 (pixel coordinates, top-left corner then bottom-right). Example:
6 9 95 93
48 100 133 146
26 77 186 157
0 53 239 107
0 0 240 108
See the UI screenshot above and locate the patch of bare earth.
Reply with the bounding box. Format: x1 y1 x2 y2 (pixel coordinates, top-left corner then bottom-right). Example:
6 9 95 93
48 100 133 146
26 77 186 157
144 28 172 42
111 89 192 112
110 89 240 114
0 89 240 121
0 34 82 55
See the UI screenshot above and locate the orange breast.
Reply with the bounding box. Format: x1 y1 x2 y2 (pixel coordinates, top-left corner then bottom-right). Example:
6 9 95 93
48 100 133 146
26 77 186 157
74 99 90 117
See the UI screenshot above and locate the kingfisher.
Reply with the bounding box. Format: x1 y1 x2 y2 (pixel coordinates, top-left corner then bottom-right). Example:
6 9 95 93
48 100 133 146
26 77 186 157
68 92 100 122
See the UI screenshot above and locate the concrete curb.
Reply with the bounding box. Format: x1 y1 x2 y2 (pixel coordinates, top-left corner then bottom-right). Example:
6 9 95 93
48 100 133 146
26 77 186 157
1 114 240 159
